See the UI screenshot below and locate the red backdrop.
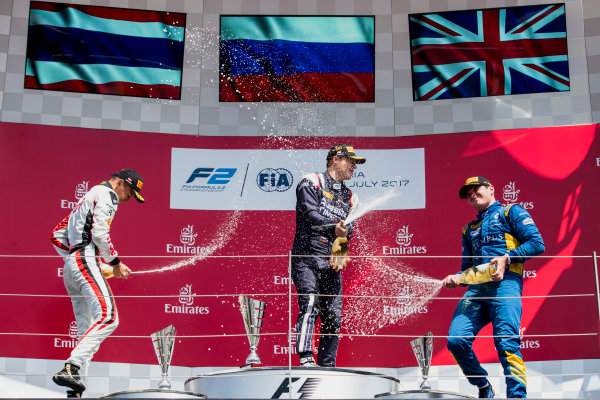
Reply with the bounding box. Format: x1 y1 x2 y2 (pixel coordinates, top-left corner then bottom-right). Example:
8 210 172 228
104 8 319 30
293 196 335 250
0 121 598 367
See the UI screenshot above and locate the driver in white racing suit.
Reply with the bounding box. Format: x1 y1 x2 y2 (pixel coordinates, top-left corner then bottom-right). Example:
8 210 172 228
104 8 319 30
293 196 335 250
50 169 144 396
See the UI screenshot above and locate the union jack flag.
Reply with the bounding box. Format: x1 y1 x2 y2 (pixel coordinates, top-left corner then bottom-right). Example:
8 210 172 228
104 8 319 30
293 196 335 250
409 4 569 100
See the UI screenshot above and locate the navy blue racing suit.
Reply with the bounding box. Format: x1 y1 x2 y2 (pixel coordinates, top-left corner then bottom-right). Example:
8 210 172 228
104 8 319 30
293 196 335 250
291 172 357 367
447 201 544 398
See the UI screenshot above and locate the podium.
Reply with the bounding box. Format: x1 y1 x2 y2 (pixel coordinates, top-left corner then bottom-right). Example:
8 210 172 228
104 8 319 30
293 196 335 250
185 366 401 399
100 389 205 398
376 389 473 398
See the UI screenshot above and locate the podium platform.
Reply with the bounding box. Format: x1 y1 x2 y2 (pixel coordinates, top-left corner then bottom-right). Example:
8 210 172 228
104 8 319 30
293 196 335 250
185 366 400 399
100 389 206 398
376 389 473 398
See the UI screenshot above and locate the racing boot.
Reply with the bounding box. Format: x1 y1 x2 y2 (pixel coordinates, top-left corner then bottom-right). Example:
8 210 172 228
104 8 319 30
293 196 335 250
299 356 317 367
52 363 86 393
478 382 495 398
66 390 82 398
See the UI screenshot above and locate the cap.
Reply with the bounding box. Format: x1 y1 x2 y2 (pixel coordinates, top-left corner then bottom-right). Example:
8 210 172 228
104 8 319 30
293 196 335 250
459 176 491 199
326 144 366 164
112 169 145 203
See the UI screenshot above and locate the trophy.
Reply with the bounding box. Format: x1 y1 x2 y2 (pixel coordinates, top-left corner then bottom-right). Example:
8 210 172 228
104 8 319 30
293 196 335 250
151 324 177 389
239 295 267 366
410 332 434 390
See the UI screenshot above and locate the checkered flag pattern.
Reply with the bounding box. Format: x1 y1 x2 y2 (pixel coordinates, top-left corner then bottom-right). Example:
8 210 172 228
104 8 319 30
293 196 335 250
1 0 597 136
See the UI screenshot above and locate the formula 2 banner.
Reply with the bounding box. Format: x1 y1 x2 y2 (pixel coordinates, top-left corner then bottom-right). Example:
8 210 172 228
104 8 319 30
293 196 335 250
170 148 426 210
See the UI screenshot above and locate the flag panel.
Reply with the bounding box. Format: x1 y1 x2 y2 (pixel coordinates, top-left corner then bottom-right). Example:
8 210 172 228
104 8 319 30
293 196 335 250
409 4 569 101
219 16 375 103
25 1 186 100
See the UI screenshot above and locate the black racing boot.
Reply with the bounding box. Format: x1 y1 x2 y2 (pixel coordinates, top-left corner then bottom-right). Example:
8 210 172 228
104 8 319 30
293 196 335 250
478 382 495 398
66 390 82 398
52 363 86 393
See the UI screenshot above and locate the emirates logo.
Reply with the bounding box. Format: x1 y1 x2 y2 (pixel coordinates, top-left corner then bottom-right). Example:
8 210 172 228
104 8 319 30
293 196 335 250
68 321 78 338
165 284 209 315
74 181 89 200
178 284 195 306
395 226 414 246
397 285 410 303
502 181 520 203
180 225 198 246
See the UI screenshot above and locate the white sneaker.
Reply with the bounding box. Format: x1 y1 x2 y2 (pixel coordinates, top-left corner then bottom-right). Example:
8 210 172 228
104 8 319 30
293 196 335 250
299 356 317 367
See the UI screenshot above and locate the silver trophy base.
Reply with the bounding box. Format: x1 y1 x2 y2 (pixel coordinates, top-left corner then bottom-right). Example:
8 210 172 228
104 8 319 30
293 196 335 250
376 389 473 399
100 389 205 398
244 349 261 366
158 374 171 390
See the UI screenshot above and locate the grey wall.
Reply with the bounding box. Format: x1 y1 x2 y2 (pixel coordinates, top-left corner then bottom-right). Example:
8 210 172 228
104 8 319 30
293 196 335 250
0 0 598 137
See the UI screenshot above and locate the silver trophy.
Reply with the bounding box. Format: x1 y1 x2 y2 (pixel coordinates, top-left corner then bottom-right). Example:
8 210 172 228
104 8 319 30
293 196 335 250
239 295 267 366
410 332 434 390
151 324 177 389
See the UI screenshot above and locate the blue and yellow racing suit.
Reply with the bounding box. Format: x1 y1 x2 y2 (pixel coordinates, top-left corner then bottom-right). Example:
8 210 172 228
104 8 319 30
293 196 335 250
447 201 545 398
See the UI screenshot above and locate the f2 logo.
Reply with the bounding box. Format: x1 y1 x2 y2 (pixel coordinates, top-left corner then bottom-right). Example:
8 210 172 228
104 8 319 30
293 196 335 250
186 168 237 184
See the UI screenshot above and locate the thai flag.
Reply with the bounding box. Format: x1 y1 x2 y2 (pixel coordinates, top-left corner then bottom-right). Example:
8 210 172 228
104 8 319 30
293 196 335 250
409 4 569 100
219 16 375 102
25 2 186 100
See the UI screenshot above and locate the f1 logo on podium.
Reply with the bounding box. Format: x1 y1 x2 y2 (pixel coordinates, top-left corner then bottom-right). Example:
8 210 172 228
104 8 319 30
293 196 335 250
271 377 321 399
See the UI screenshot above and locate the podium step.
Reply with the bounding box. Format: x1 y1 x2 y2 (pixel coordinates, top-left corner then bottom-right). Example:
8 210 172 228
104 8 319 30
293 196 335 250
101 389 205 398
185 366 401 399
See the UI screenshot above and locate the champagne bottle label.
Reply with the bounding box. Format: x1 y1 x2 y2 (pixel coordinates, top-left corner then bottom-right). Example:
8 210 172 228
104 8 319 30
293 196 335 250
458 262 496 285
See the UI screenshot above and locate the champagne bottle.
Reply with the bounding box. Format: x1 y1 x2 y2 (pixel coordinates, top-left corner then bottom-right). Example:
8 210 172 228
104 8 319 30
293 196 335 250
330 237 349 269
458 262 497 285
100 263 114 279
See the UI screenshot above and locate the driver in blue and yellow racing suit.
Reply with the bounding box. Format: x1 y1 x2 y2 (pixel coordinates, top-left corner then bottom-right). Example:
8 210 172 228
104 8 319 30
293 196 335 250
442 176 545 399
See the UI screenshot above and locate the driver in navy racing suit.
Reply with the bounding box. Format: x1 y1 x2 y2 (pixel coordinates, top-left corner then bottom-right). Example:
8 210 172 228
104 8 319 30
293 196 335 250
291 144 366 367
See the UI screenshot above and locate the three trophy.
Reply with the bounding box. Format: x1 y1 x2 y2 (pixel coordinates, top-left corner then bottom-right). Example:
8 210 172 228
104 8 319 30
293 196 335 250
151 324 177 390
239 295 267 366
410 331 434 390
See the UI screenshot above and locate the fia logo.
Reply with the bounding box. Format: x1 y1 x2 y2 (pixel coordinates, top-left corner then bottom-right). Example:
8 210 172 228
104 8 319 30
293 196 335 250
75 181 89 200
502 181 520 203
179 225 198 246
395 226 414 246
69 321 78 338
179 284 195 306
256 168 294 192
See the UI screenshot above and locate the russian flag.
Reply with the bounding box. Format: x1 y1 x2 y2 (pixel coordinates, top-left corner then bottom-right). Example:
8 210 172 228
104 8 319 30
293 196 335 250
219 16 375 102
25 2 186 100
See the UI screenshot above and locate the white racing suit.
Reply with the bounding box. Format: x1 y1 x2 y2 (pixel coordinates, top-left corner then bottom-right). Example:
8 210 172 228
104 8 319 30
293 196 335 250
50 182 120 372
